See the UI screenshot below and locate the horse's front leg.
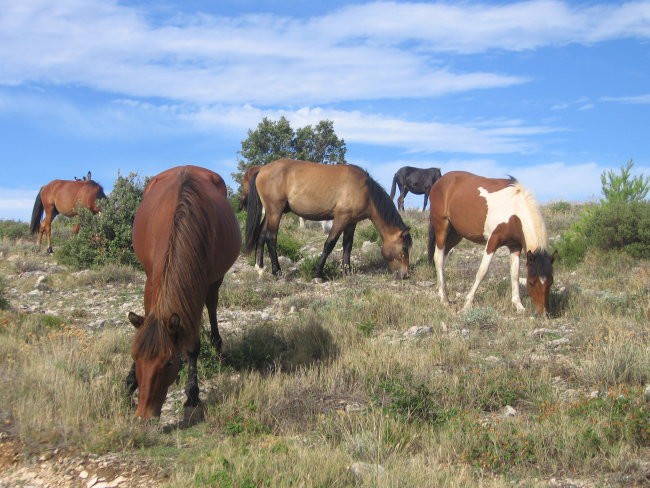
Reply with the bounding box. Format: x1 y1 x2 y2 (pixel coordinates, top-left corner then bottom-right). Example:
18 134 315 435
126 361 138 405
315 225 343 280
422 192 429 212
509 250 525 312
184 340 200 408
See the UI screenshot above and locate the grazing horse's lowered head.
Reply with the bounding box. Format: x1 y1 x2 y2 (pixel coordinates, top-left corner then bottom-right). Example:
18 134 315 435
525 249 557 316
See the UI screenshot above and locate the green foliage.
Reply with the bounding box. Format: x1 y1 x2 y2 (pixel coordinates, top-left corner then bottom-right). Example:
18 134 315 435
582 201 650 258
553 227 589 268
547 200 572 213
298 255 341 281
0 277 9 310
56 172 146 269
356 223 380 243
601 160 649 204
0 220 30 240
233 116 346 186
276 233 303 261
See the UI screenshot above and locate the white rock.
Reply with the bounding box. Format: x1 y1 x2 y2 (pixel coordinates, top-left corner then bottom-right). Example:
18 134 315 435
349 462 385 480
402 325 433 338
502 405 517 417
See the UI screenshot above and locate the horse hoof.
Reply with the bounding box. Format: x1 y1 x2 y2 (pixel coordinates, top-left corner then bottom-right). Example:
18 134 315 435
183 403 205 426
46 247 54 254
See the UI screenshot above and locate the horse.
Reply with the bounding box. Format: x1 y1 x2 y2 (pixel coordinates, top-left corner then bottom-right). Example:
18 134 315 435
30 175 106 253
126 165 241 419
427 171 556 316
245 159 412 280
390 166 442 211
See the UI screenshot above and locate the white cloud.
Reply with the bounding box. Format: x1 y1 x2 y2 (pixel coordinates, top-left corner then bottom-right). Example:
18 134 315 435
1 1 648 105
602 94 650 104
0 189 38 222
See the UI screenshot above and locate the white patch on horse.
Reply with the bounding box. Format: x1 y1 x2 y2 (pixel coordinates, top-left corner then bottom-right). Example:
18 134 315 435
478 185 547 252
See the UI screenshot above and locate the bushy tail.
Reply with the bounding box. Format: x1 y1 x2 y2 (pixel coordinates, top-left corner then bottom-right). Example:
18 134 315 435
30 190 44 234
389 174 398 200
427 220 436 265
244 173 263 254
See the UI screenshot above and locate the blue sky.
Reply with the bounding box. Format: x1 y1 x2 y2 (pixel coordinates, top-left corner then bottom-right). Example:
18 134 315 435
1 0 649 221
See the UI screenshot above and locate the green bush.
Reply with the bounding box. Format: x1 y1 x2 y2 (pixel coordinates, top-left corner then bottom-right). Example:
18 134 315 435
0 277 9 310
56 173 146 269
276 233 303 261
0 220 31 240
298 255 340 281
583 201 650 258
356 224 380 243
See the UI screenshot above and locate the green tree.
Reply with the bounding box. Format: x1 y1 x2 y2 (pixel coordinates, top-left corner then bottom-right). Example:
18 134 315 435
601 160 649 204
233 117 346 186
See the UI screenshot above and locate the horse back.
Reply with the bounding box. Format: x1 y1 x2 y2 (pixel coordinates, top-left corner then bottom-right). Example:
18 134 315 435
257 159 369 219
430 171 513 244
40 179 101 217
134 166 239 284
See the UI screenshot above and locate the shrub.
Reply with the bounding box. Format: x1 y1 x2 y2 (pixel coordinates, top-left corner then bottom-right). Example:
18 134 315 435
56 173 146 269
582 201 650 258
356 223 380 244
0 220 30 240
0 277 9 310
276 233 303 262
298 256 340 281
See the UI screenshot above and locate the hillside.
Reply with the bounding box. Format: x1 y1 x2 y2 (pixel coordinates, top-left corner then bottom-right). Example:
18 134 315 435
0 208 648 487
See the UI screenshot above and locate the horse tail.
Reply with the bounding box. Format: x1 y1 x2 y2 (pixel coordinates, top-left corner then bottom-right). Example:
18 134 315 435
427 220 436 265
389 173 398 200
30 189 44 234
244 173 263 254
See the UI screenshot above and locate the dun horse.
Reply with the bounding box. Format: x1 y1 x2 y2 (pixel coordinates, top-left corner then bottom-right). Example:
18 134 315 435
30 174 106 253
127 165 241 419
427 171 556 315
245 159 412 280
390 166 442 211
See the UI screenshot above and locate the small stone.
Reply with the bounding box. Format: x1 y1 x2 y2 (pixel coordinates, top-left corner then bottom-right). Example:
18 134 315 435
110 476 128 486
548 338 570 347
87 476 98 487
502 405 517 417
643 384 650 401
403 325 433 338
79 470 89 479
590 390 600 399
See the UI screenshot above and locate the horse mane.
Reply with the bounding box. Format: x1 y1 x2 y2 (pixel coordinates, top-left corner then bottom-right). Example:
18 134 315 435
88 180 107 199
528 249 554 279
133 170 211 359
361 168 412 247
508 178 547 253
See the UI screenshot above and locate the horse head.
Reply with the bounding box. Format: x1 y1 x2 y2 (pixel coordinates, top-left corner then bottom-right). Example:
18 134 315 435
128 311 182 418
381 228 412 279
525 249 557 316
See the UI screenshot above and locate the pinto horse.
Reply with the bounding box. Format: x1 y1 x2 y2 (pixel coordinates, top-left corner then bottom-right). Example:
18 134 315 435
30 176 106 253
245 159 412 279
428 171 556 315
390 166 442 211
126 165 241 419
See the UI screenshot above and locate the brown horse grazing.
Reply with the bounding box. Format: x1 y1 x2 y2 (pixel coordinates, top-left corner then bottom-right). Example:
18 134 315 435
245 159 412 280
237 165 261 211
126 165 241 419
30 176 106 253
427 171 556 315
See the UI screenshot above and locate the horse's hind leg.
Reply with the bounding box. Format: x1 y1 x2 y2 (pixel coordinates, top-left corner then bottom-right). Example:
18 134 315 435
341 222 357 274
397 188 408 211
422 192 429 212
205 279 224 354
264 213 283 275
41 207 58 253
462 246 495 312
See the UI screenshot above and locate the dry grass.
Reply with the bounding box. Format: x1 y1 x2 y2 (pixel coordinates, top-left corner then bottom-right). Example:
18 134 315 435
0 202 648 487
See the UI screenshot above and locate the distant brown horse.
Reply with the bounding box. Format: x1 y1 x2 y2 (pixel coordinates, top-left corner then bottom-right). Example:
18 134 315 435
126 165 241 419
428 171 556 315
245 159 411 280
30 176 106 253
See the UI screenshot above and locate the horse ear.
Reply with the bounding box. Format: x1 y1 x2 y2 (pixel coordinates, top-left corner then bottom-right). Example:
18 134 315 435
168 313 182 340
128 312 144 328
526 250 534 266
87 171 92 181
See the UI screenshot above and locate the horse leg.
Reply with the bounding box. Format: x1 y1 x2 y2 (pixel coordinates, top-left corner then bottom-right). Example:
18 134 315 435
72 222 81 235
398 188 408 211
509 249 525 312
315 222 344 279
264 213 283 276
184 339 201 408
43 207 58 253
462 247 495 312
126 362 138 405
422 192 429 212
205 279 224 354
341 222 357 275
254 215 267 272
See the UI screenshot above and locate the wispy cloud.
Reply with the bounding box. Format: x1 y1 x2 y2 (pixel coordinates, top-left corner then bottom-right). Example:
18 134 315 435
602 94 650 104
2 1 648 105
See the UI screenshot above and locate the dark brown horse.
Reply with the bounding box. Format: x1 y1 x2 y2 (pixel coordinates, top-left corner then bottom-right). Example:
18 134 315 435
390 166 442 211
428 171 556 315
245 159 411 280
30 176 106 253
126 165 241 419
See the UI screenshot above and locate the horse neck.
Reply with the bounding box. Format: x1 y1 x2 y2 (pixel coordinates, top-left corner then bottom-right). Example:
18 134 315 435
367 200 401 241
